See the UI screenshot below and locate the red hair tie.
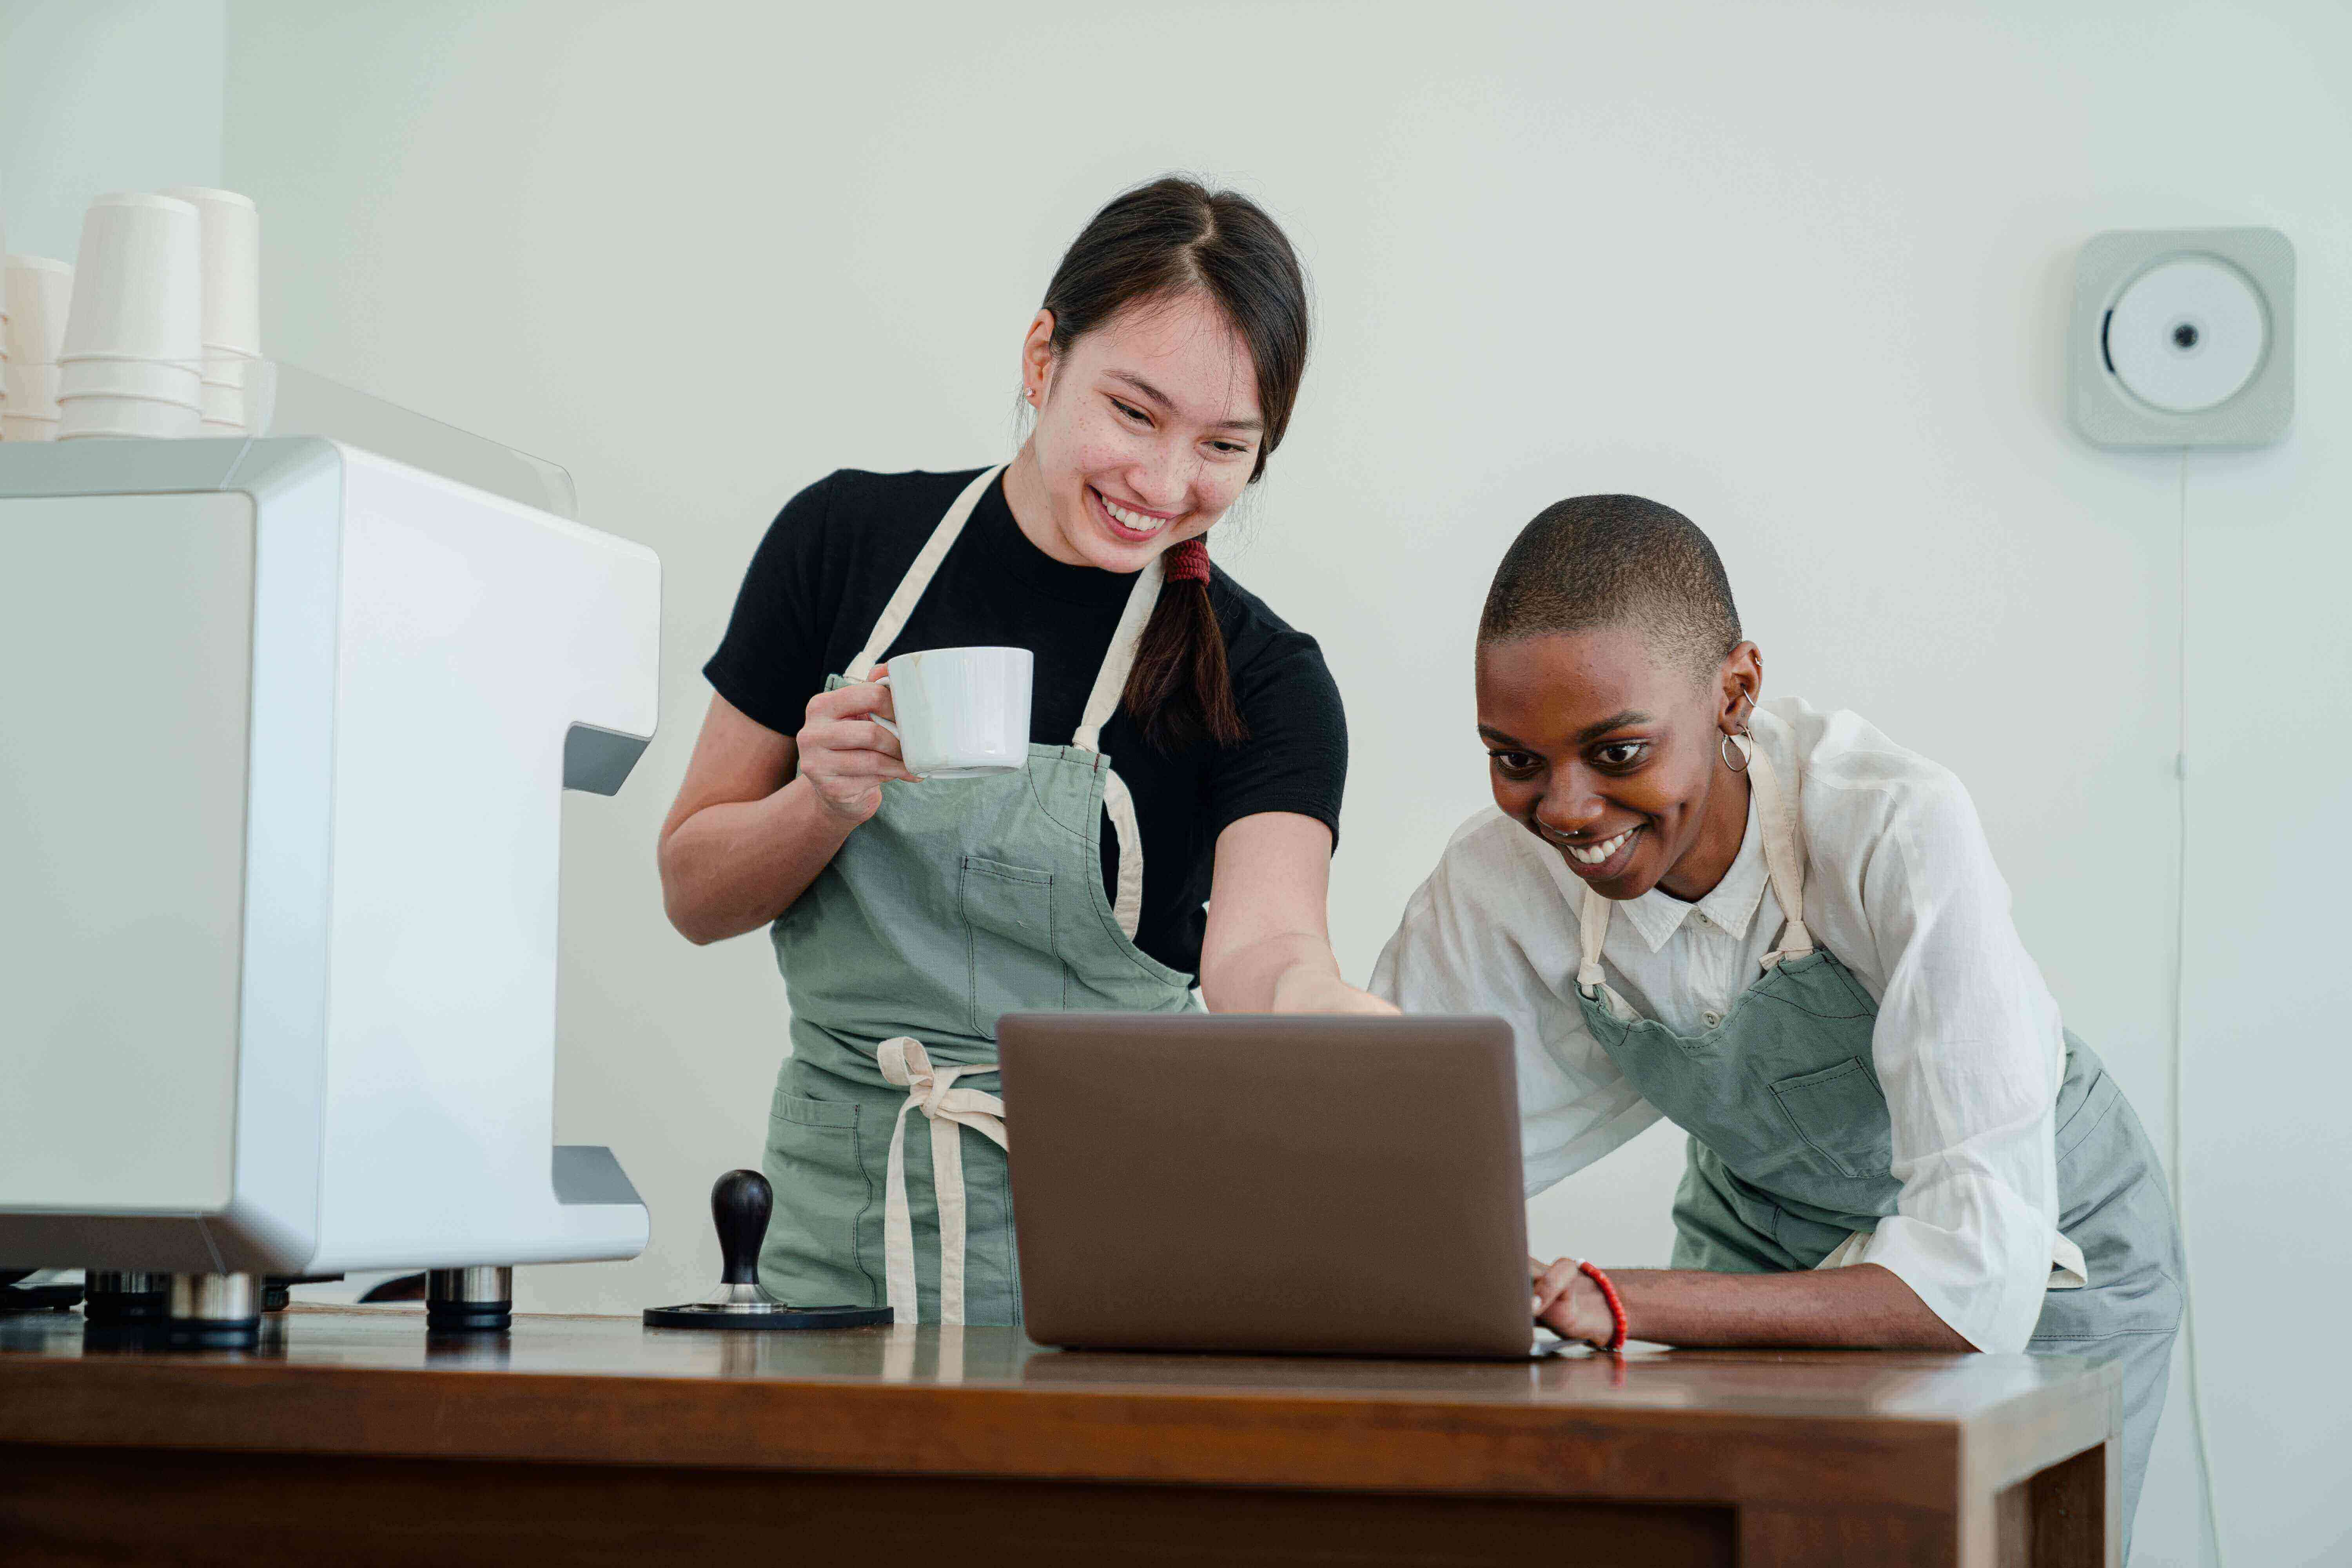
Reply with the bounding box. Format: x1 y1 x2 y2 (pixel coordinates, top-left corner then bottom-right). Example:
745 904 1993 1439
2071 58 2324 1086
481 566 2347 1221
1163 538 1211 584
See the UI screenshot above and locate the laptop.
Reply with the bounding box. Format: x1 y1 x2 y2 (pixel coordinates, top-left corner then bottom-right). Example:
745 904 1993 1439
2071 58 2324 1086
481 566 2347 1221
997 1011 1557 1359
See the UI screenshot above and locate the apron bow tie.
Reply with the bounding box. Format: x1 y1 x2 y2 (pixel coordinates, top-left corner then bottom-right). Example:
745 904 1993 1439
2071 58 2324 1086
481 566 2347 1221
877 1036 1008 1325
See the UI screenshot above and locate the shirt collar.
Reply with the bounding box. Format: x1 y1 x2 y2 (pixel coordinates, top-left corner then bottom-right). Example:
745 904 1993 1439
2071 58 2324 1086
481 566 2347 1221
1615 785 1769 951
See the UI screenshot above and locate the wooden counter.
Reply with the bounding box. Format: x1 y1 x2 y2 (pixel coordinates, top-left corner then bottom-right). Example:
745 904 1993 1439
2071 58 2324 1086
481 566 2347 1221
0 1304 2116 1566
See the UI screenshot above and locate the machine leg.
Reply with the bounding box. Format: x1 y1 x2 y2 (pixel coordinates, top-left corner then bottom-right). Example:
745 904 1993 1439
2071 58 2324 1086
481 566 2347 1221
166 1272 262 1348
426 1266 513 1333
82 1269 171 1345
83 1270 171 1326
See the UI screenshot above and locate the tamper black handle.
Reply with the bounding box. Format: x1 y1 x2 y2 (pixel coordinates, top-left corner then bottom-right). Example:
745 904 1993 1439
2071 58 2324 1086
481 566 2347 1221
645 1166 889 1330
712 1169 772 1287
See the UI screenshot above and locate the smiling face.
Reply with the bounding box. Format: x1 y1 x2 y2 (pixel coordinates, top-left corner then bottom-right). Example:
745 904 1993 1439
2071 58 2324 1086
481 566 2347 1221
1476 627 1762 902
1004 290 1265 573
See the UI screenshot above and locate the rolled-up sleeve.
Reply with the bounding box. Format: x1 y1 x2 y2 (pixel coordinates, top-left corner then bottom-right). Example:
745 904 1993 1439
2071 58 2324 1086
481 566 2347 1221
1372 814 1660 1197
1841 773 2064 1352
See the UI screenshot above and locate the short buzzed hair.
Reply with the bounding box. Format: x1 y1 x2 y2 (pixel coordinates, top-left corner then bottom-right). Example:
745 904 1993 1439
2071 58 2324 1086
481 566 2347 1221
1478 495 1741 684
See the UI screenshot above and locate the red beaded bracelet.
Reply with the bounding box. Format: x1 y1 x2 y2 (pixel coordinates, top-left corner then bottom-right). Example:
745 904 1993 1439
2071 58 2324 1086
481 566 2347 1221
1577 1259 1628 1352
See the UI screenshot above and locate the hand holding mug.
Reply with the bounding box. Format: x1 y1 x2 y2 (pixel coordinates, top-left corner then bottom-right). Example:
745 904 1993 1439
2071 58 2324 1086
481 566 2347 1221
795 666 920 828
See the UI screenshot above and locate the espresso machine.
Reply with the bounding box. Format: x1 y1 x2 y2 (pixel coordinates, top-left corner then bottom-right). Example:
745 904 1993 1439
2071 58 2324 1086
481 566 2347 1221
0 399 658 1346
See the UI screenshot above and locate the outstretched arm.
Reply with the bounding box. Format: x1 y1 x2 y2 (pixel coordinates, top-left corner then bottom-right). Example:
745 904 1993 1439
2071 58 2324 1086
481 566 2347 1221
1199 811 1394 1015
1532 1258 1974 1351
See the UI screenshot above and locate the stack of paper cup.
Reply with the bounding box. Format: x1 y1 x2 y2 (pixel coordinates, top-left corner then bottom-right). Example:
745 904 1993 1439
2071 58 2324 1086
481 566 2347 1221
2 254 74 442
57 192 203 441
161 187 263 435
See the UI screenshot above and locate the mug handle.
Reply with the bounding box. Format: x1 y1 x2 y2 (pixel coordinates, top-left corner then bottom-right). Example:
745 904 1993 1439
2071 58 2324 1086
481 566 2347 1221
867 673 899 742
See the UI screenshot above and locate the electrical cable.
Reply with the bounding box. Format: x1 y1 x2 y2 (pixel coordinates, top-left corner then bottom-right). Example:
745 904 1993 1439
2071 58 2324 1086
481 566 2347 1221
2172 446 2226 1568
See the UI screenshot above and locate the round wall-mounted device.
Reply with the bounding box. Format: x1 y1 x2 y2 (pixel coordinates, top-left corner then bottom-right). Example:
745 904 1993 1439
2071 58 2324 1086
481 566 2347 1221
2069 227 2294 448
2106 258 2267 414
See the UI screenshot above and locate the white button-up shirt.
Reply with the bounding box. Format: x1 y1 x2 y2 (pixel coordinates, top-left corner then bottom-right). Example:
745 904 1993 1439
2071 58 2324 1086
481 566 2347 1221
1371 697 2082 1353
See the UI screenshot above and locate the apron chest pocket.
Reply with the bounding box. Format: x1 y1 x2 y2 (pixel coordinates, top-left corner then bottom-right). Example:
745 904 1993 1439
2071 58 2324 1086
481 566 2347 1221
960 855 1068 1034
1770 1057 1894 1180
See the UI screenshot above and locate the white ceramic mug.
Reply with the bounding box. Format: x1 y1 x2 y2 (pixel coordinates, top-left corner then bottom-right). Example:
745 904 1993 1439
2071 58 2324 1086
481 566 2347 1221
872 646 1032 779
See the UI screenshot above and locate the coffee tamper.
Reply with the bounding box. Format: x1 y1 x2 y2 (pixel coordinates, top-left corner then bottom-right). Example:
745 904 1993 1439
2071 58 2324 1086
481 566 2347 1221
644 1169 893 1330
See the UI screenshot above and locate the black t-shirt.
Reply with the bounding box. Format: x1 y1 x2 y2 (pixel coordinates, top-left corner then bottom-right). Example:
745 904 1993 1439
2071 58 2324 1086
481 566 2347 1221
703 466 1348 978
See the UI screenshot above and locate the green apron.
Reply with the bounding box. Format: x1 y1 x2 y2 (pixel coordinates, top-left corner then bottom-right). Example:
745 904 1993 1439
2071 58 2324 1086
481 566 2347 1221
1570 741 2182 1536
760 466 1197 1326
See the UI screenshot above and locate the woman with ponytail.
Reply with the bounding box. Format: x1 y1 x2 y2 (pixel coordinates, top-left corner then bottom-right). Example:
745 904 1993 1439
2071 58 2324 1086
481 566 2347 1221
659 177 1383 1328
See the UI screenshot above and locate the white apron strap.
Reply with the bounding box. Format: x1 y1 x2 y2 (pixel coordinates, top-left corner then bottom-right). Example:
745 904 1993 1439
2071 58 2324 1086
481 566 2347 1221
877 1036 1007 1326
1575 886 1610 995
1743 741 1815 964
1073 556 1165 941
1072 555 1164 751
847 465 1004 681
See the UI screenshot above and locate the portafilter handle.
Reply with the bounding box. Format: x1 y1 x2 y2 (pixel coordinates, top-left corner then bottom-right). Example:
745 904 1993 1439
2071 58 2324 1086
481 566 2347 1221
712 1169 772 1287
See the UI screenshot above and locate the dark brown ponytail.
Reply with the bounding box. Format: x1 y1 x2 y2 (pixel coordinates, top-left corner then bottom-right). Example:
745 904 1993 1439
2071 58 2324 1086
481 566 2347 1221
1125 564 1244 750
1036 175 1311 751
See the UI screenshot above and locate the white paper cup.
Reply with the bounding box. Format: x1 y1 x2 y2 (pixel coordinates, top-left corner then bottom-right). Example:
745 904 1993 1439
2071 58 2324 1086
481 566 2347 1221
160 187 261 358
199 381 247 429
59 356 201 406
3 413 62 443
60 194 201 366
4 256 74 364
4 362 63 418
194 357 276 432
58 393 202 440
871 646 1034 778
199 350 258 388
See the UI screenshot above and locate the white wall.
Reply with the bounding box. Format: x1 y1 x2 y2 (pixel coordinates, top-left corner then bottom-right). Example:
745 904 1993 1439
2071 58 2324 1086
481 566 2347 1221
212 3 2349 1563
0 0 226 262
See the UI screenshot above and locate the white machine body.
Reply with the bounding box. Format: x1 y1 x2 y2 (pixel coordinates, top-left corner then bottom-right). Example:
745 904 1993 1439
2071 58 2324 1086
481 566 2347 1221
0 437 656 1274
